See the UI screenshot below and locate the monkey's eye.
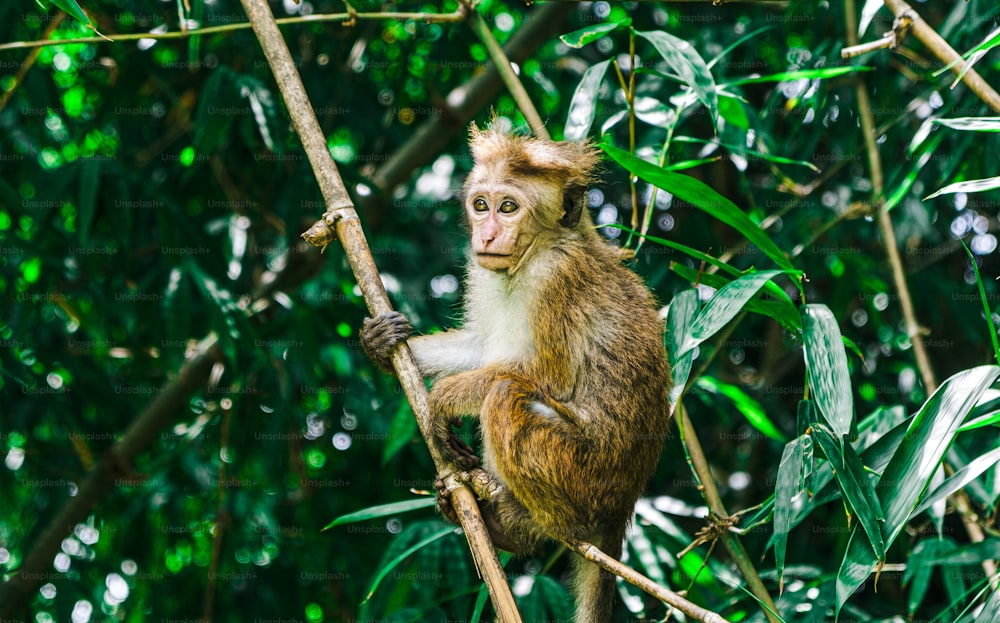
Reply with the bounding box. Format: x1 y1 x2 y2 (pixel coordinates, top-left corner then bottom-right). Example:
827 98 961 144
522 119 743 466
498 200 519 214
473 198 489 212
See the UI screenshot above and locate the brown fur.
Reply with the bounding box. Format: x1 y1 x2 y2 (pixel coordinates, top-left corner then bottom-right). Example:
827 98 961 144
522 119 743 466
362 125 672 622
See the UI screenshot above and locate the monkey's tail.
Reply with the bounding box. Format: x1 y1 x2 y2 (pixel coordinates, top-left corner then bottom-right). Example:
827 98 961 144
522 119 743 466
571 527 625 623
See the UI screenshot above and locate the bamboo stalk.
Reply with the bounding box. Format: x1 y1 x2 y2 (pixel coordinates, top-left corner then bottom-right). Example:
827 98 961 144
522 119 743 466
236 0 522 619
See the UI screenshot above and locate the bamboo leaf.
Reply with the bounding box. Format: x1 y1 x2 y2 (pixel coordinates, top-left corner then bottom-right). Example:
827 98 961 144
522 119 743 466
670 263 801 333
603 141 793 271
666 289 699 404
802 304 854 438
903 538 957 615
564 60 611 141
727 66 871 86
361 526 454 602
960 240 1000 363
696 376 786 441
560 20 630 48
774 434 808 592
976 584 1000 623
681 270 787 356
835 365 1000 618
933 117 1000 132
637 30 718 126
926 176 1000 199
50 0 91 24
811 423 885 561
323 498 437 530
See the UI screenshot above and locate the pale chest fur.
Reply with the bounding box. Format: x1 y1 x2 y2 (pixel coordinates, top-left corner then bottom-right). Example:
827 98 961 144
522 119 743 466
463 266 535 366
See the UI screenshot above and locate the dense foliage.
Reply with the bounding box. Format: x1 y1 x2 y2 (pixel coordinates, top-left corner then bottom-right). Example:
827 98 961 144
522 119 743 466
2 1 1000 622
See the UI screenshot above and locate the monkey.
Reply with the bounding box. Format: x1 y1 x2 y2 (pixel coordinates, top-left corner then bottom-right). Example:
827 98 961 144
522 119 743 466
361 124 671 622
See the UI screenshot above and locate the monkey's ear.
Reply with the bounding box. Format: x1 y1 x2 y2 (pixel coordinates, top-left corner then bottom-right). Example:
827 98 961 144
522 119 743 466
560 185 586 228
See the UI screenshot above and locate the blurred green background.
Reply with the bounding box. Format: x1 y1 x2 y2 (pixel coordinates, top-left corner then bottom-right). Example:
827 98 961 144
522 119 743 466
2 1 999 621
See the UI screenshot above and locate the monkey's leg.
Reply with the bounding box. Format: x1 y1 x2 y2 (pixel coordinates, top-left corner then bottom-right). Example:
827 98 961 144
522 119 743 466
477 375 590 541
426 369 502 467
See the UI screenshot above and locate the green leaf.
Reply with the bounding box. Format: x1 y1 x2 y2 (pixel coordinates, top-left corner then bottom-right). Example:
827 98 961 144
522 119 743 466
774 434 808 591
50 0 91 25
381 398 418 465
323 497 437 530
236 75 282 153
727 66 872 86
695 376 786 442
835 365 1000 618
670 263 801 333
564 59 611 141
632 96 677 129
926 539 1000 566
718 94 749 130
975 579 1000 622
601 142 794 272
959 407 1000 431
361 525 455 602
960 240 1000 364
810 423 885 561
926 176 1000 199
802 304 854 438
673 135 820 172
636 30 718 127
680 270 788 356
666 289 699 404
933 117 1000 132
706 25 774 70
903 538 957 614
884 130 945 212
559 20 630 48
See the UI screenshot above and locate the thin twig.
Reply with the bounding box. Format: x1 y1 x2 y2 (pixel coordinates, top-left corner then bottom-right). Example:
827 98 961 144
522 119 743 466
843 0 937 394
0 9 465 52
0 13 64 112
466 8 547 140
675 401 783 623
565 538 732 623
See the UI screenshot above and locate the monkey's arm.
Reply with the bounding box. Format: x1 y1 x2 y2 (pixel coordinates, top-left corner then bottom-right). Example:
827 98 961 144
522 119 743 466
409 330 482 378
361 311 481 377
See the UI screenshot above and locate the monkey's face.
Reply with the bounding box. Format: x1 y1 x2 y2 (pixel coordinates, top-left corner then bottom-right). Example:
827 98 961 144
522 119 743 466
466 189 530 271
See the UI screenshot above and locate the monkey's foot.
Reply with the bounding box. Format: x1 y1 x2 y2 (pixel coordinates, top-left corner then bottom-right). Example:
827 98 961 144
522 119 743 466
434 477 461 526
457 467 503 503
435 474 521 553
446 421 481 470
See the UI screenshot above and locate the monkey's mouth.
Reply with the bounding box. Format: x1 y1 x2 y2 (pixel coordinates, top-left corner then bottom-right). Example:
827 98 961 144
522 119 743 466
475 253 514 270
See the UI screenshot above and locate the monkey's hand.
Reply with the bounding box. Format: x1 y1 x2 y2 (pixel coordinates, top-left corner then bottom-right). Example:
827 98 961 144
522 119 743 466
360 311 412 373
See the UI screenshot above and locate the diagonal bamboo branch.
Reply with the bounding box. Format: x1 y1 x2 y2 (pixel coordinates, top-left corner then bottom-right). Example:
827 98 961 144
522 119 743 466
880 0 1000 114
466 8 548 140
236 0 523 620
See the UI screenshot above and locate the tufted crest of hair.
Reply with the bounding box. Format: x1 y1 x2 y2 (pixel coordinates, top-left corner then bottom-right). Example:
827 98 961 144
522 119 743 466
466 123 600 196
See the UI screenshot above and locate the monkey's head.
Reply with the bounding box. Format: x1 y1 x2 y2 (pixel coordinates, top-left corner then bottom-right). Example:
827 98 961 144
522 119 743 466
463 124 601 272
